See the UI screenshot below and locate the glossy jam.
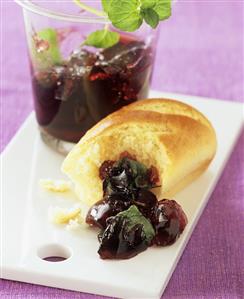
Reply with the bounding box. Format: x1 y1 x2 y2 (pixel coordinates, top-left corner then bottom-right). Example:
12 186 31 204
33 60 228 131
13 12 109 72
133 189 158 219
86 156 188 259
152 199 188 246
98 216 149 260
86 194 131 229
32 36 153 143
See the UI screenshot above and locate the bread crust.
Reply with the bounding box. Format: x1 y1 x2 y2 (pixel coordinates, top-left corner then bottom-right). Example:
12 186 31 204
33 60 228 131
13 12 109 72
121 98 213 129
62 99 217 205
80 98 215 144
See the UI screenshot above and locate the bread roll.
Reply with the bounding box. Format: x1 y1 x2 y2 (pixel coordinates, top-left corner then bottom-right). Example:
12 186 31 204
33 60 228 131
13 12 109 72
62 99 217 206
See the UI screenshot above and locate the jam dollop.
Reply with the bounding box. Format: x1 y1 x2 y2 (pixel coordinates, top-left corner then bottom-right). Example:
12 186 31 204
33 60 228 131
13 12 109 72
152 199 188 246
86 194 131 229
98 205 155 259
86 153 188 259
133 189 158 220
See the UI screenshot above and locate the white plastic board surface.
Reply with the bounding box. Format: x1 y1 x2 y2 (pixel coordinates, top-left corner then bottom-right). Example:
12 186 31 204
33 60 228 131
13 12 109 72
1 90 243 299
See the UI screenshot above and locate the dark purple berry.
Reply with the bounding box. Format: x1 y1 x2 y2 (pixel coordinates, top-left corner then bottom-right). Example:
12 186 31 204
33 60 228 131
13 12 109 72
152 199 188 246
98 205 154 259
133 189 157 219
86 194 131 229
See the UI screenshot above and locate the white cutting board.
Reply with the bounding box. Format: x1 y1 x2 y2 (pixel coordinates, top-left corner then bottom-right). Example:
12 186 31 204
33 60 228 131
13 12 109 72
1 91 243 299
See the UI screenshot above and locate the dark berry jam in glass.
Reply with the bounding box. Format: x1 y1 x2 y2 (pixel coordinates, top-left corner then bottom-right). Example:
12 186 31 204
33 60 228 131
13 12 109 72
31 34 154 150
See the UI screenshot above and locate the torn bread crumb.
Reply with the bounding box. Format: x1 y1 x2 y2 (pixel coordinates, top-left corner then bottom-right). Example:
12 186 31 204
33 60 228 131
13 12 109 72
40 179 72 192
49 206 82 225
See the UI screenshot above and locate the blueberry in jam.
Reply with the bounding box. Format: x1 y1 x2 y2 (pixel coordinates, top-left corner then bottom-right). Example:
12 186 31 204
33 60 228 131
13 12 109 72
98 205 155 259
133 189 158 220
102 156 158 198
86 154 188 259
86 194 131 229
152 199 188 246
86 155 160 231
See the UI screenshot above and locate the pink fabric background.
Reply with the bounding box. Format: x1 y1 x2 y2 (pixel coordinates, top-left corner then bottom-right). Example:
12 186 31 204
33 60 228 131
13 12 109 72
1 1 243 298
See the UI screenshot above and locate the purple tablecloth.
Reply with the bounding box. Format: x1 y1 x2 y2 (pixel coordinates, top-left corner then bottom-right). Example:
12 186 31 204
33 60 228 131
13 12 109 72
1 1 243 298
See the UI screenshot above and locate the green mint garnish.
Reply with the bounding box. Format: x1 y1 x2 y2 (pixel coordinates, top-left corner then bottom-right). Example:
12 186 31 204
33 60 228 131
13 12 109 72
141 0 156 9
101 0 112 13
116 157 150 189
153 0 172 21
32 28 62 69
105 0 171 31
141 8 160 29
117 205 155 244
74 0 171 48
84 29 120 48
103 157 154 198
107 0 143 32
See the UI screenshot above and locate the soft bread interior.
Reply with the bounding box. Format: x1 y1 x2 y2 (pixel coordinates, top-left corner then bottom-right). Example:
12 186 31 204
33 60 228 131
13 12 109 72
62 121 169 205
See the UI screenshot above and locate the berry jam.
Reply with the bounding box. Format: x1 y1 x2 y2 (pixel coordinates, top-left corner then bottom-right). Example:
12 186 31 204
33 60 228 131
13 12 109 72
32 36 153 143
86 194 131 229
86 154 188 259
133 189 158 219
98 212 149 260
152 199 188 246
99 160 115 180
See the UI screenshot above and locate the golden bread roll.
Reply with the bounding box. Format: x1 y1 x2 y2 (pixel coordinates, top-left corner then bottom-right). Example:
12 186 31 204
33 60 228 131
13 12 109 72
62 99 217 206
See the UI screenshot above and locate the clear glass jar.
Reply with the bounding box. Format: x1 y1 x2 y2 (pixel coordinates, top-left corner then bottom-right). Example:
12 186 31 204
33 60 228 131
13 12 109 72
16 0 158 154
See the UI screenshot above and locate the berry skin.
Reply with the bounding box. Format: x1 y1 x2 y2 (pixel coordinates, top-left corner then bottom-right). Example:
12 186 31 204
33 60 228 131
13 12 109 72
152 199 188 246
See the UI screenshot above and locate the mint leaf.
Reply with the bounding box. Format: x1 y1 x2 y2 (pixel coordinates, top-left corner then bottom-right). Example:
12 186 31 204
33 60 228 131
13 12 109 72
115 157 150 189
120 157 152 189
32 28 62 69
74 0 172 34
101 0 113 13
128 159 148 179
141 8 159 28
108 0 143 32
116 157 147 178
141 0 156 9
84 29 120 48
153 0 171 21
117 205 155 243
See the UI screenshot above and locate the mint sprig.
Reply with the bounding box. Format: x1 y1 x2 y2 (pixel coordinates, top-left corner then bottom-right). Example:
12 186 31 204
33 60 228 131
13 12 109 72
101 0 112 13
141 0 157 9
153 0 172 20
107 0 143 32
84 29 120 48
74 0 171 48
106 0 171 32
141 8 159 29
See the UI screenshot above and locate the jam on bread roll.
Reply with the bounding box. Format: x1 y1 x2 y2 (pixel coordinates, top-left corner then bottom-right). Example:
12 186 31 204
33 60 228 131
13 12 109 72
62 98 217 206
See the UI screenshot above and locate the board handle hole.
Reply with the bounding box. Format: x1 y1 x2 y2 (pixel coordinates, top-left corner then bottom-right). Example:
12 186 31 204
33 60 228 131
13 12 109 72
37 244 72 262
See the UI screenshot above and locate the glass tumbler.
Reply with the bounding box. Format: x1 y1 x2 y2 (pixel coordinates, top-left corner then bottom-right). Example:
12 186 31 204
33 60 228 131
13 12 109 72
16 0 158 154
